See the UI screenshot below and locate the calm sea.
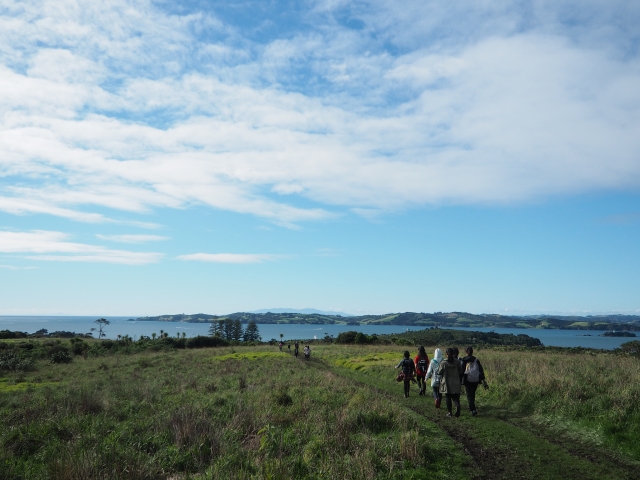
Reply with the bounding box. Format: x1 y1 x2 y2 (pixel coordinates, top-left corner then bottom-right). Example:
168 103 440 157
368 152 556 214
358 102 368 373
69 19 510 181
0 316 634 350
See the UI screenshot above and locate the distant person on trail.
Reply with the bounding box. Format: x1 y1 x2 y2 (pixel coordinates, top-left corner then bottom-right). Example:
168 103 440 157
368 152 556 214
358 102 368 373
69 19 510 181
395 350 416 398
461 346 487 417
304 345 311 360
288 344 291 352
279 341 283 351
437 347 464 417
294 342 299 358
414 346 430 396
425 348 443 408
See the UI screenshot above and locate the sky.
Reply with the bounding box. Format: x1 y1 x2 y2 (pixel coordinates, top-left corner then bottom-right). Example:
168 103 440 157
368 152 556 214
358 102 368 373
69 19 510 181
0 0 639 316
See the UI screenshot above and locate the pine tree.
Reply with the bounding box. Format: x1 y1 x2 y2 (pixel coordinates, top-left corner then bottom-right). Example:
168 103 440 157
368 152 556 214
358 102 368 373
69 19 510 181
208 321 218 337
243 321 260 342
232 319 243 341
223 319 234 340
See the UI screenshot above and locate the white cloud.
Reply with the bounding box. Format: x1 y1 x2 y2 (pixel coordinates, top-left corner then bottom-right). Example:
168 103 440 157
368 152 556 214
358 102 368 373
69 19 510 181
177 253 282 264
0 230 162 264
0 0 639 227
96 234 168 243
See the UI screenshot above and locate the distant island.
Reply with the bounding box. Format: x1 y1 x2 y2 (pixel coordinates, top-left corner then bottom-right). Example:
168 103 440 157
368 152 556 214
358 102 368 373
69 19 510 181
600 331 637 337
134 311 640 331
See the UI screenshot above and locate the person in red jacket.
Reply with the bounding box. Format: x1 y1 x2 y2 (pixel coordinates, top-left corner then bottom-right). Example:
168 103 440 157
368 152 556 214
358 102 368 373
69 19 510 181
414 346 430 396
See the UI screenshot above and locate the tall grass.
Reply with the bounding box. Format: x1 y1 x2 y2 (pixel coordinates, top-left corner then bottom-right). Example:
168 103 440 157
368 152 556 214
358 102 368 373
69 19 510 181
479 349 640 457
0 345 464 479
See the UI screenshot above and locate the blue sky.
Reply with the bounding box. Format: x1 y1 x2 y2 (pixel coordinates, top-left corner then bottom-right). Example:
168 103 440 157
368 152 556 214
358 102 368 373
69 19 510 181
0 0 639 315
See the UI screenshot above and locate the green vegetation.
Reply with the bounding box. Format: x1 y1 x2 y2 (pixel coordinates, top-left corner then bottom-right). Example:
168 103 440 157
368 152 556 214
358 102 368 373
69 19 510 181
135 311 640 331
2 338 640 479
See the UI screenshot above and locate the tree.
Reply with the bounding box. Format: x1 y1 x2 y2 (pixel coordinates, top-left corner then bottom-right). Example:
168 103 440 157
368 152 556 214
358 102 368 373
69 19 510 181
243 321 260 342
279 333 284 342
152 332 157 340
231 319 244 341
94 318 110 339
209 321 219 337
223 319 234 340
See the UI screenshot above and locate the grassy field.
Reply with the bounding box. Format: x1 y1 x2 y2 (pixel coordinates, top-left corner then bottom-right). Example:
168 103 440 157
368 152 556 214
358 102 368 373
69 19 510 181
1 340 640 479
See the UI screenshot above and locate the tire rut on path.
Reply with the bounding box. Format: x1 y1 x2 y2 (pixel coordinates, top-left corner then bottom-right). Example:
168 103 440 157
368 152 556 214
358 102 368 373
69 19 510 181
307 359 506 479
310 358 640 480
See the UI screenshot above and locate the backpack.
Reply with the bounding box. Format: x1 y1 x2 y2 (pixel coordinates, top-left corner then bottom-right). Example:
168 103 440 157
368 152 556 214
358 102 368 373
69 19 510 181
466 359 480 383
431 360 441 386
417 357 429 373
401 358 414 374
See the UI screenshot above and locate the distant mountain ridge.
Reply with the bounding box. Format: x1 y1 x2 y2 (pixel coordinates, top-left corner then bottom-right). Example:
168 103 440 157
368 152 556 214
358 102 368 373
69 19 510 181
134 311 640 330
249 308 354 316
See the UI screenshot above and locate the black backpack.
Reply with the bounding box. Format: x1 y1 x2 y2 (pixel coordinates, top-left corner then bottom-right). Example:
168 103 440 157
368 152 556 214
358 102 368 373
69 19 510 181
401 358 414 374
417 357 428 372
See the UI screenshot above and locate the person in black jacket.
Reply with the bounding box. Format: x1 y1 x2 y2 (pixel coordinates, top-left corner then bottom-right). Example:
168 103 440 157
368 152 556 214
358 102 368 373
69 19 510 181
395 350 416 398
461 346 486 416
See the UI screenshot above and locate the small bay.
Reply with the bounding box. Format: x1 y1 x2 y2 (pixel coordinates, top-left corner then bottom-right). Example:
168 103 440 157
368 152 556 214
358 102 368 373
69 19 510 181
0 316 634 350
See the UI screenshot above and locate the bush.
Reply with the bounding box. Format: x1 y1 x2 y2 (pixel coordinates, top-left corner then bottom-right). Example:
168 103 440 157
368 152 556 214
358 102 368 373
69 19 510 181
0 353 35 372
617 340 640 357
49 350 73 364
186 336 229 349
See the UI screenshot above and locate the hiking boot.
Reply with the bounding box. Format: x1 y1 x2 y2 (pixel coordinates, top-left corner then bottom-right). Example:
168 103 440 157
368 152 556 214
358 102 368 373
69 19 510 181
435 398 441 409
454 406 460 417
472 410 478 416
446 413 452 417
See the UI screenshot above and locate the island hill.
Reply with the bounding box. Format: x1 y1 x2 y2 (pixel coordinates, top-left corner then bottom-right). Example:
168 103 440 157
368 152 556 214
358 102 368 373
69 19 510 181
134 311 640 331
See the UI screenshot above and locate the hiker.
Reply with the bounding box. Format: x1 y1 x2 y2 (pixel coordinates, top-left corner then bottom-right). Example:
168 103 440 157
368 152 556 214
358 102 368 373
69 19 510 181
395 350 416 398
303 345 311 360
279 341 283 351
414 346 430 396
437 347 464 417
425 348 443 408
294 342 299 358
453 346 463 381
287 344 291 352
461 346 487 416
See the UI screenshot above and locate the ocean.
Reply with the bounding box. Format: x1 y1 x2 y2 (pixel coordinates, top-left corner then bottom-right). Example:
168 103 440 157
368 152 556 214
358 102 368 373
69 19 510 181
0 316 634 349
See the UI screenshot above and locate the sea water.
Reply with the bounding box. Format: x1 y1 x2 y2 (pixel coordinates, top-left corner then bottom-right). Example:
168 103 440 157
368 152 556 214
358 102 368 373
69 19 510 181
0 316 634 350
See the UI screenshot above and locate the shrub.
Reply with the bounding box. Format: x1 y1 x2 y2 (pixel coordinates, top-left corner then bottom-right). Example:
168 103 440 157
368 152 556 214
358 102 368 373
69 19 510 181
186 336 229 349
49 350 73 364
617 340 640 357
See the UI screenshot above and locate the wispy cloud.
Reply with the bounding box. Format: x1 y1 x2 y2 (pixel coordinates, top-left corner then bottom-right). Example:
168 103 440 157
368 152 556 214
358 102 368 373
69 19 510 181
177 253 283 264
0 230 162 264
0 265 38 270
0 0 639 226
96 234 168 243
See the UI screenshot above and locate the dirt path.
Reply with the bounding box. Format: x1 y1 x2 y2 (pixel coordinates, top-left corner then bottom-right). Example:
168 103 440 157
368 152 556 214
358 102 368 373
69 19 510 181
314 360 640 480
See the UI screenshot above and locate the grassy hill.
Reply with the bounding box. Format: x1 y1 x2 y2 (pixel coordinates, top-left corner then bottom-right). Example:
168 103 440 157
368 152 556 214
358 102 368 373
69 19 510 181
135 311 640 331
1 338 640 479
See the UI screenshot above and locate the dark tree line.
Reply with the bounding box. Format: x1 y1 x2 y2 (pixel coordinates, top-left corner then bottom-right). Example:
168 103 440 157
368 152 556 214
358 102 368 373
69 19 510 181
208 319 260 342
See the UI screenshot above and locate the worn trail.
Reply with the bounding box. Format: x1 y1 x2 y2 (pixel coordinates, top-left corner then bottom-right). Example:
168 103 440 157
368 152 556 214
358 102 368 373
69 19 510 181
308 358 640 480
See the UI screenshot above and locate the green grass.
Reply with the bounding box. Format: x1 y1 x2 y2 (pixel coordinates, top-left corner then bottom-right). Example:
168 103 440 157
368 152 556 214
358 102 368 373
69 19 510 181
0 345 467 479
212 351 289 361
2 340 640 479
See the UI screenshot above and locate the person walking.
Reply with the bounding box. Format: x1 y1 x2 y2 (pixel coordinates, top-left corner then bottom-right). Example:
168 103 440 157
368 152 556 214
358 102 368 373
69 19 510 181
437 347 464 417
294 342 299 358
414 346 430 396
461 346 487 416
303 345 311 360
395 351 416 398
425 348 443 408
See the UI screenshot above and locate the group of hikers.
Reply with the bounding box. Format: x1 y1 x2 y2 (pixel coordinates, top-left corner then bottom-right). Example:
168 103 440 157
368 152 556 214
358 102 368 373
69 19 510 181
280 341 311 360
396 345 488 417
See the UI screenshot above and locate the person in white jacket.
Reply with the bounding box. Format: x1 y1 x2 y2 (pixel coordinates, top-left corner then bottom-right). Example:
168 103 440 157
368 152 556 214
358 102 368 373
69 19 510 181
425 348 443 408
